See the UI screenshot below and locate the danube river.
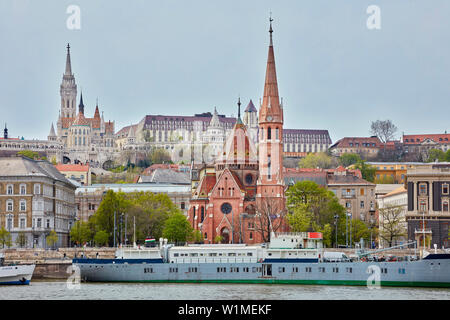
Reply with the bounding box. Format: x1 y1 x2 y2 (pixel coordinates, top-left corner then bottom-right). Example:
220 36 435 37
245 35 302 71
1 280 450 300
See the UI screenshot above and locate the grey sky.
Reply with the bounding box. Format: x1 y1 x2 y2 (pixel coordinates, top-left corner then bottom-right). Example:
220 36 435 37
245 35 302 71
1 0 449 142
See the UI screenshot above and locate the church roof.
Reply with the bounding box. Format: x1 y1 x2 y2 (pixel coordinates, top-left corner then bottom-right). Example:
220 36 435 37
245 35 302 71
48 123 57 137
245 99 257 112
72 112 90 126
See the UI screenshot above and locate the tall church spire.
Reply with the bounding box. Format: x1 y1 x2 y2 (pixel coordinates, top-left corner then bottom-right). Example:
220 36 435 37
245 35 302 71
78 90 85 114
259 15 282 124
65 43 73 76
60 43 77 118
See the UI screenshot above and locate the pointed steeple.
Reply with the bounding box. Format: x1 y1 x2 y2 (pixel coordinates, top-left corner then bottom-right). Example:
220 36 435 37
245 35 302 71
236 97 243 125
94 98 100 119
49 123 56 137
78 91 85 114
259 16 282 124
209 107 221 128
65 43 73 76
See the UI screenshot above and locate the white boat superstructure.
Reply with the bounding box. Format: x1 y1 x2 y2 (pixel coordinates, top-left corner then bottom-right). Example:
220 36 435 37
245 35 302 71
0 253 35 285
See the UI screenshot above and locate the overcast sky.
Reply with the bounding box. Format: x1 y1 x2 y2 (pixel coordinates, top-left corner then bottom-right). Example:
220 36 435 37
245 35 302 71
0 0 449 142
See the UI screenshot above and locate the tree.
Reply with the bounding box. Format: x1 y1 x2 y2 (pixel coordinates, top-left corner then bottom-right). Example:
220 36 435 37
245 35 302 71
70 221 93 246
379 205 407 247
16 232 28 248
339 153 361 168
89 190 131 245
298 152 338 169
17 150 40 160
254 197 288 243
0 227 12 248
374 175 395 184
426 149 447 162
162 212 194 243
353 160 376 182
46 230 59 249
94 230 109 247
370 119 397 144
286 181 347 247
148 148 172 164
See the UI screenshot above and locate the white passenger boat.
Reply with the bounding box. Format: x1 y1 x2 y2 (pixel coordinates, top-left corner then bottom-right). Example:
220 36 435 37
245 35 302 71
0 253 35 285
73 232 450 288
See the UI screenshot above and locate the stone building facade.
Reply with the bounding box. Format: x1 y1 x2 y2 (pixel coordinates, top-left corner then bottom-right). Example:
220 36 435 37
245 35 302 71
406 163 450 248
0 156 77 248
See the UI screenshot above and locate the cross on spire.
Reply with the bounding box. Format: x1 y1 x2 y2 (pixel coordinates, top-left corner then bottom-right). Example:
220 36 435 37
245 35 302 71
269 13 273 46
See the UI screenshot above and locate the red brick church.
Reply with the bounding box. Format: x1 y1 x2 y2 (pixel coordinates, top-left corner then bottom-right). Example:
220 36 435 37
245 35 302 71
188 19 287 244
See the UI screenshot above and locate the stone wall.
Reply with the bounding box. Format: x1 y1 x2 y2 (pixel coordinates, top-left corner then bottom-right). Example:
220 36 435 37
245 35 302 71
3 247 116 265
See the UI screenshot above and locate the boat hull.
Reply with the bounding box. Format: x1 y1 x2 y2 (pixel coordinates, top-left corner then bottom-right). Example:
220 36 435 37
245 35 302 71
72 258 450 288
0 265 35 285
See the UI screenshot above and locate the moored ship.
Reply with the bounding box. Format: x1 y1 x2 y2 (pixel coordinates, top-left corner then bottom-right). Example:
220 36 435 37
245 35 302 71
0 253 35 285
72 232 450 288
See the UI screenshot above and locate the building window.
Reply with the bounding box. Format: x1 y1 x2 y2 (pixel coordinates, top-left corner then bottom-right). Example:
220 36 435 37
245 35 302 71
444 202 449 212
20 184 26 195
360 189 365 196
268 127 271 140
276 128 279 140
34 184 41 195
6 215 13 230
37 218 42 228
419 183 427 195
20 218 26 229
20 200 26 211
360 201 365 209
7 185 13 195
6 200 13 212
180 202 185 209
419 200 427 212
443 184 449 195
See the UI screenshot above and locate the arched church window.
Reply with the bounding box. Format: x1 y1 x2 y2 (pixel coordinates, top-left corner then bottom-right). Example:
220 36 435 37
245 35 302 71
268 127 271 140
276 128 279 140
201 206 205 222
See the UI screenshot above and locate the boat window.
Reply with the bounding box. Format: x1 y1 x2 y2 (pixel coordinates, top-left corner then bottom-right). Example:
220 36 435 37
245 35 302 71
278 267 285 273
209 253 217 257
190 253 198 257
174 253 179 257
228 253 236 256
247 252 253 256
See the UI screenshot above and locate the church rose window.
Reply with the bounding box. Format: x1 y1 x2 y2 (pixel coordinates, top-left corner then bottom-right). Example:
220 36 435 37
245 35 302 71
221 202 232 214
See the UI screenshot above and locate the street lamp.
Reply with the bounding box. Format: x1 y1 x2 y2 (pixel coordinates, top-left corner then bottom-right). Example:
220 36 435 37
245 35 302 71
348 212 353 249
334 214 339 248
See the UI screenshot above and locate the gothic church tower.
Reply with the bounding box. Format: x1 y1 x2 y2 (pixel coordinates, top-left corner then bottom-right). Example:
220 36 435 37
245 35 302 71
60 44 77 119
256 18 285 211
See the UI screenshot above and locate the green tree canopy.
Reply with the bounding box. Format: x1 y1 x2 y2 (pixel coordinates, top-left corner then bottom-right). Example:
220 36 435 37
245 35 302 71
70 221 93 246
46 230 59 248
286 181 346 247
89 190 181 246
162 212 194 243
353 160 376 182
16 232 28 248
148 148 172 164
339 153 362 167
17 150 40 160
298 152 338 169
0 227 12 248
94 230 109 247
427 149 449 162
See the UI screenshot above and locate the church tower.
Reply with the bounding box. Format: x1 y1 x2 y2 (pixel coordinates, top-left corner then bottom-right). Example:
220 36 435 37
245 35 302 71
256 17 285 210
60 43 77 119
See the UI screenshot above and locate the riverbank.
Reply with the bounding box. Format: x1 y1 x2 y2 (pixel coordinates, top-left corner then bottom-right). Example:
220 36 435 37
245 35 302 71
2 248 116 279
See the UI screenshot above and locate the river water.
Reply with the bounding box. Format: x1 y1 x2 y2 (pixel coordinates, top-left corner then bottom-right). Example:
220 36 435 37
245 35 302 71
1 280 450 300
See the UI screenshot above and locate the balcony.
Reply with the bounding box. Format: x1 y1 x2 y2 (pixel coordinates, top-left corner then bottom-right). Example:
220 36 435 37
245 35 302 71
414 228 432 234
341 194 356 199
